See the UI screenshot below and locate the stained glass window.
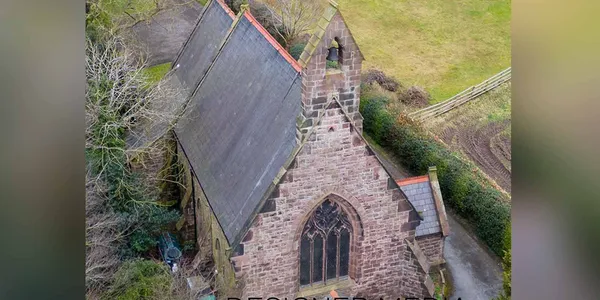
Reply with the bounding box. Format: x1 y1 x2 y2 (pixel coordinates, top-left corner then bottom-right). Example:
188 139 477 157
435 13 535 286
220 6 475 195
299 236 311 285
326 231 337 279
313 235 324 283
339 229 350 277
299 199 352 286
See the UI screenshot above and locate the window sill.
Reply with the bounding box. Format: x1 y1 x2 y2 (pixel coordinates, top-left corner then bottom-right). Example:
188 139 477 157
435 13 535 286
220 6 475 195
297 278 355 297
325 69 344 76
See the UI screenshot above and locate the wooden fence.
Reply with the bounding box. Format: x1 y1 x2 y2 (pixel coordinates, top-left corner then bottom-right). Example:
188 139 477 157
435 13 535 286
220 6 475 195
408 67 511 121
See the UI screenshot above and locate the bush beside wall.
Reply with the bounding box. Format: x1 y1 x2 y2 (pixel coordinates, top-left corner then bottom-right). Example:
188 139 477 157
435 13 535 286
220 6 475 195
359 85 511 256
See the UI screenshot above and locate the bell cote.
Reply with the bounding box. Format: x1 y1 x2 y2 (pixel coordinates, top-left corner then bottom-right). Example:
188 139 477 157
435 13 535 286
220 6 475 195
296 1 365 136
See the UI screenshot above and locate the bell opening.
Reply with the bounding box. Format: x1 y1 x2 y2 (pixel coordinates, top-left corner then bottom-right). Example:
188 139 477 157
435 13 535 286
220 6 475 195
326 38 343 70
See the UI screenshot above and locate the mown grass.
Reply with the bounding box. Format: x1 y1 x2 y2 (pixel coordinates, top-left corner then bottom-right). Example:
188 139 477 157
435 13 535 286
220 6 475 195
336 0 511 103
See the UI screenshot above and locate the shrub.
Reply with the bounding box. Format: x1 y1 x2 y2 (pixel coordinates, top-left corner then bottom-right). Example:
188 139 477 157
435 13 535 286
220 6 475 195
326 60 339 69
289 43 306 60
399 85 430 107
86 35 181 257
360 92 511 256
224 0 244 14
250 2 279 38
104 259 173 300
495 225 512 299
362 68 401 92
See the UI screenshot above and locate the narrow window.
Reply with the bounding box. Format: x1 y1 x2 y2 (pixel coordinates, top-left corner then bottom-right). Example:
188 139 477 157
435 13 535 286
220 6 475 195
299 199 352 287
339 228 350 277
326 230 337 280
313 234 324 283
300 236 311 285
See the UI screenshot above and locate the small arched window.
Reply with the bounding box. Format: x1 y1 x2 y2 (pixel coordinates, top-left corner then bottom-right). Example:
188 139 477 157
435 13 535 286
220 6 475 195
299 199 352 286
326 38 343 70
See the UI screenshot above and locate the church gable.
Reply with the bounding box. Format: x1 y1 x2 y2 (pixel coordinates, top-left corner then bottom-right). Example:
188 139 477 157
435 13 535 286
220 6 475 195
172 1 445 297
231 99 431 298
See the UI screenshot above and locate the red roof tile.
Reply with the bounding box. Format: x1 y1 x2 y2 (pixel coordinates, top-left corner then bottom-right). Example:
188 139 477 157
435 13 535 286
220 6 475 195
216 0 236 19
396 175 430 186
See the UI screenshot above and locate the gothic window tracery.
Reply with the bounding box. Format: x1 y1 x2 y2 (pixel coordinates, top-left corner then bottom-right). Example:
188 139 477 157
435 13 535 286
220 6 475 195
299 199 352 286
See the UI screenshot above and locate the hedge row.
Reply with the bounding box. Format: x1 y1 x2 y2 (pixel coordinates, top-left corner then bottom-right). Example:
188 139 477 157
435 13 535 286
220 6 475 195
360 90 511 256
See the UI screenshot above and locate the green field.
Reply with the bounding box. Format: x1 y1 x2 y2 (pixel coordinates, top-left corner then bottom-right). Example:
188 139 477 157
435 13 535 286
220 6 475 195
337 0 511 103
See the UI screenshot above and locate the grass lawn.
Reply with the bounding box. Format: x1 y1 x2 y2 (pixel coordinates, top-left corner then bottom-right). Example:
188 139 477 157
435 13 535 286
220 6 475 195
336 0 511 103
100 0 158 24
142 63 171 85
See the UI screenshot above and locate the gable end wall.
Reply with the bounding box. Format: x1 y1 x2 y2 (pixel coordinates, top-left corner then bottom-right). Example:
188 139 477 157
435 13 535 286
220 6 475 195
231 106 428 298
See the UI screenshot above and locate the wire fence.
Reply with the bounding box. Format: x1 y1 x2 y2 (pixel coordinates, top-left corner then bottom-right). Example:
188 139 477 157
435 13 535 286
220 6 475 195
408 67 511 121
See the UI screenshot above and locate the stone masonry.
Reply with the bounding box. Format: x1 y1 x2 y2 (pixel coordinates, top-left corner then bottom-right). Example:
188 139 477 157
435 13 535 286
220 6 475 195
299 10 364 136
231 104 430 298
174 1 445 298
416 233 445 266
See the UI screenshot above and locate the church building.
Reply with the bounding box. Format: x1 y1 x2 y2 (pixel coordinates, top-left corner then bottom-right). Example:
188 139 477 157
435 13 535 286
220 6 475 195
170 0 450 298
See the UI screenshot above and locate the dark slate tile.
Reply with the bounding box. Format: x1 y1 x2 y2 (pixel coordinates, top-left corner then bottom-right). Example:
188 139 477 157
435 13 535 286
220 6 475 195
175 14 301 243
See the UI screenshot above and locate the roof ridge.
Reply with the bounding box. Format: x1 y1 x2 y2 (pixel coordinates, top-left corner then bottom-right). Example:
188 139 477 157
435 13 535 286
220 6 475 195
216 0 236 19
396 175 430 186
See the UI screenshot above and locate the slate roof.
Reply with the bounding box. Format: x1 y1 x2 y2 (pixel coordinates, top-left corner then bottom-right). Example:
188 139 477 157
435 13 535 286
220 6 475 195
173 0 302 244
398 176 442 237
172 0 429 246
172 0 235 95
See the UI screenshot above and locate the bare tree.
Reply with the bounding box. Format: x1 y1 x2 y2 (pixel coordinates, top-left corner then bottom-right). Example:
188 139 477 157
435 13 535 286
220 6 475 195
264 0 325 48
85 34 190 298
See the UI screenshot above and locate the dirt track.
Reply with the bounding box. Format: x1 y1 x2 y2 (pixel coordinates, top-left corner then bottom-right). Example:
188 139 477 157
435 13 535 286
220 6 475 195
440 119 511 193
425 83 512 194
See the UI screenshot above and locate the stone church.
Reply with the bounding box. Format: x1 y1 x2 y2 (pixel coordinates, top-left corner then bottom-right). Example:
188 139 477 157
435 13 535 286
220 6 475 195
170 0 450 298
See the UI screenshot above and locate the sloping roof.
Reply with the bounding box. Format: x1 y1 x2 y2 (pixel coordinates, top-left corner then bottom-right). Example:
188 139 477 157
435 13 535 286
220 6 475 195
172 0 235 94
397 176 441 237
174 3 302 244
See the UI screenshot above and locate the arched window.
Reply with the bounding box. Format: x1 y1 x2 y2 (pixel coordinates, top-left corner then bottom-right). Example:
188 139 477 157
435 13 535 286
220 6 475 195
326 38 343 70
299 199 352 286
